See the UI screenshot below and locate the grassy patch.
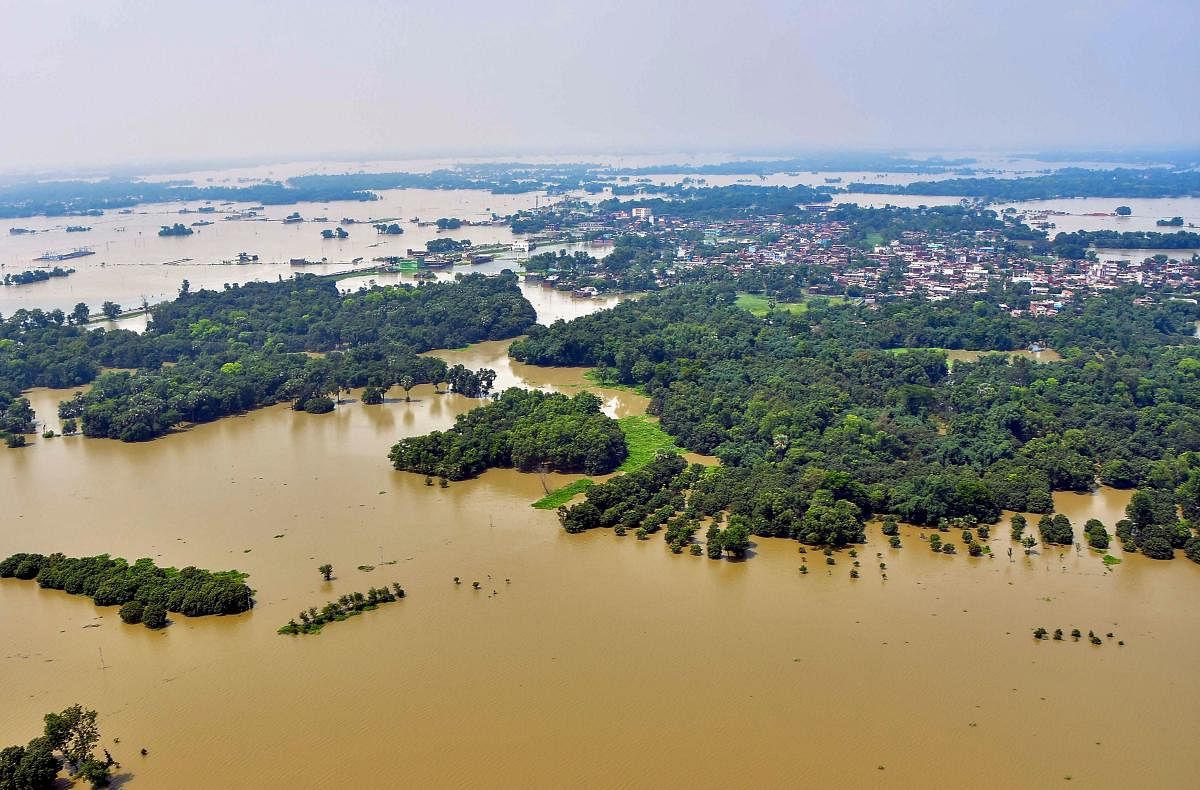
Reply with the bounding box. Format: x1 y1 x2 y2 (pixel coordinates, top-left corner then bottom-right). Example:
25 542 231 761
582 368 647 395
617 415 681 472
532 478 595 509
1101 554 1122 566
735 293 808 317
530 416 681 509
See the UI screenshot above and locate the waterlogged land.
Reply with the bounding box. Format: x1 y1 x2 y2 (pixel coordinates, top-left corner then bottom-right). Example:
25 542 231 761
2 375 1198 788
4 163 1200 788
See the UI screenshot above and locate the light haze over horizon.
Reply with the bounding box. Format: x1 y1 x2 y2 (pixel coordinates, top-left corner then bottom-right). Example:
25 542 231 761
1 0 1196 174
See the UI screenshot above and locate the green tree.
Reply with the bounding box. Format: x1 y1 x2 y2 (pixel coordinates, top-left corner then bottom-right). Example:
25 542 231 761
319 563 333 581
142 603 167 629
721 516 751 559
43 705 99 767
100 301 120 320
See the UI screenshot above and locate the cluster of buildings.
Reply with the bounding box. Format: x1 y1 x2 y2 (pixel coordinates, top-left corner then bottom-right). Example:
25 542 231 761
531 201 1200 313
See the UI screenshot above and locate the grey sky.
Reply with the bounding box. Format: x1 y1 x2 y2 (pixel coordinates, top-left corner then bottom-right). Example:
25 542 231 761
0 0 1196 172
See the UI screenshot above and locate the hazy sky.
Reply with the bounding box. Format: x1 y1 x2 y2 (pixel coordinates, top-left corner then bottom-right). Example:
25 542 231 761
0 0 1196 172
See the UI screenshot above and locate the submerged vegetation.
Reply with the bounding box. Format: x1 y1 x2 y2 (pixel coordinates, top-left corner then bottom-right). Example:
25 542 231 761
1 272 532 442
512 284 1200 560
0 553 254 626
389 389 626 480
278 584 405 635
0 705 117 790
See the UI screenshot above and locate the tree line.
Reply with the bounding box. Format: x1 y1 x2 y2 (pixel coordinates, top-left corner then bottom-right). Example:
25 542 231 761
0 552 254 627
278 584 405 635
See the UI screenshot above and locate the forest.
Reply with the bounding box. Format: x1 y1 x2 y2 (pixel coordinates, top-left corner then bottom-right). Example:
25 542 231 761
389 389 627 480
1051 229 1200 259
0 272 533 441
0 553 254 627
512 284 1200 560
853 168 1200 201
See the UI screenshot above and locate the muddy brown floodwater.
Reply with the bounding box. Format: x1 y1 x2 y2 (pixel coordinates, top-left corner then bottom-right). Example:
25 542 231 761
3 342 1200 788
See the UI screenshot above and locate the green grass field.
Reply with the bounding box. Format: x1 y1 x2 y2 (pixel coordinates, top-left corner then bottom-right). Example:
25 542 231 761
531 478 595 510
735 293 807 316
616 415 681 472
530 415 681 508
735 292 846 317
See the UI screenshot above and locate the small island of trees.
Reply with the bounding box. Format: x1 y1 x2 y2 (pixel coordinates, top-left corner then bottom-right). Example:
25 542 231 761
278 583 405 635
389 389 626 480
3 267 75 286
157 223 194 237
0 552 254 627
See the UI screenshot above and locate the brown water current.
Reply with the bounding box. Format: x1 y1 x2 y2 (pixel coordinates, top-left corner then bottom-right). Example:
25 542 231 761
4 345 1200 789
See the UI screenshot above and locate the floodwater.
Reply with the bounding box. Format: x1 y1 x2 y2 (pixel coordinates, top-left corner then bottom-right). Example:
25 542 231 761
998 197 1200 235
0 187 555 316
3 344 1199 788
3 165 1200 788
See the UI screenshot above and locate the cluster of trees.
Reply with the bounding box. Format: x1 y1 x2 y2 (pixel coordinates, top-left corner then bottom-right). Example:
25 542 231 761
426 237 471 254
512 284 1200 557
854 168 1200 201
435 217 462 229
0 552 254 626
1032 627 1116 646
157 223 193 237
1117 485 1199 560
596 184 832 223
0 705 116 790
389 389 626 480
320 227 349 239
373 222 404 235
1 272 533 442
523 242 663 293
0 177 376 219
2 267 75 286
1051 229 1200 258
277 583 405 635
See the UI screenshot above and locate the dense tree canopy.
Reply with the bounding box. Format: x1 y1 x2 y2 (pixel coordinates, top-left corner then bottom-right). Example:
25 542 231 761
389 389 627 480
1 272 533 441
0 553 254 625
514 284 1200 556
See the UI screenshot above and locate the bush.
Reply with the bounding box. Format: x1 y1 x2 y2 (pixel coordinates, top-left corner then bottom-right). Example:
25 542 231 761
303 396 335 414
142 603 168 629
118 600 144 624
